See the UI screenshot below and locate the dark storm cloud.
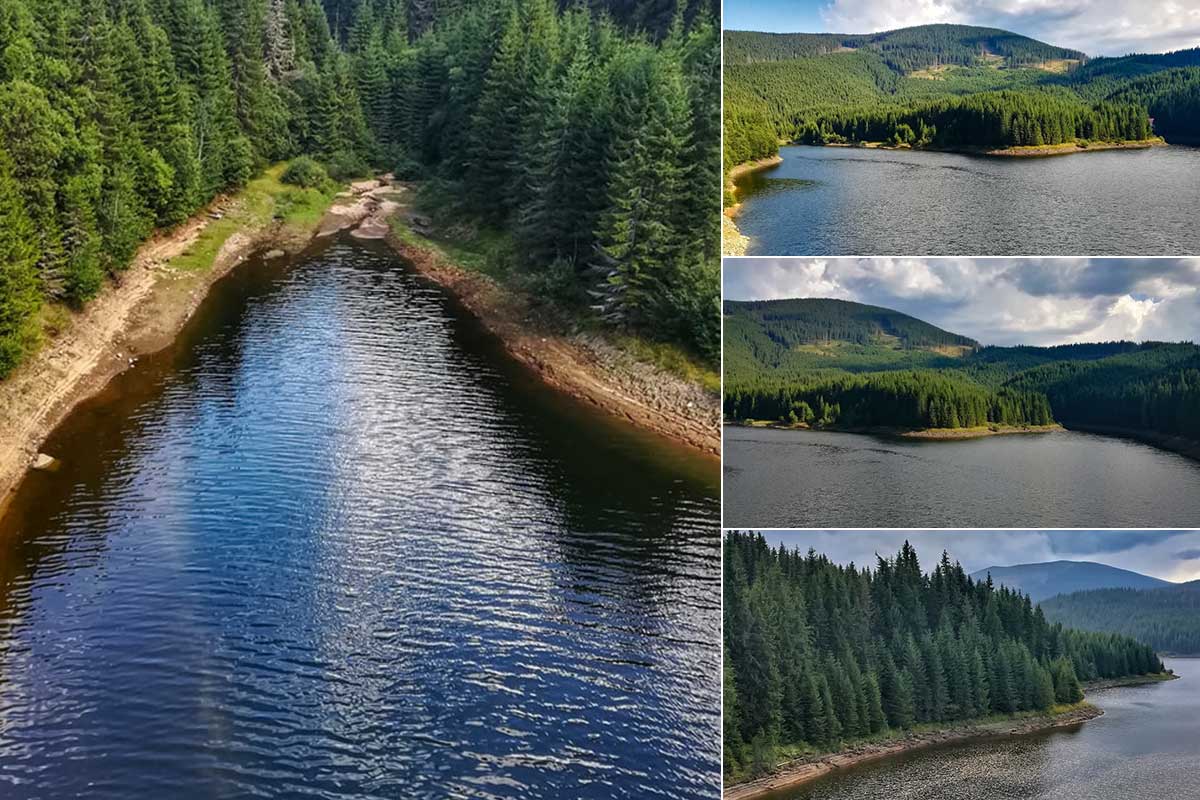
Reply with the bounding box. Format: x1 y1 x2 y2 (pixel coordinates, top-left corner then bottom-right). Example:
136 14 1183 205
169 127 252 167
1000 259 1200 299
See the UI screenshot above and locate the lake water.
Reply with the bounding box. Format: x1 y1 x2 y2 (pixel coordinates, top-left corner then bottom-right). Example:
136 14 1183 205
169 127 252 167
735 145 1200 256
723 426 1200 528
0 238 721 799
760 658 1200 800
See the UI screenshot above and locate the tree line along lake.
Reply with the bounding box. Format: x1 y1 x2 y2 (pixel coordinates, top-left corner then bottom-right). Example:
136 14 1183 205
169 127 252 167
0 238 721 799
756 658 1197 800
723 425 1200 528
733 145 1200 256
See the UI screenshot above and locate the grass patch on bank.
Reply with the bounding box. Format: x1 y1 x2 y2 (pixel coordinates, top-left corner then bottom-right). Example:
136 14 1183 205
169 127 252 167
169 164 339 273
390 209 720 391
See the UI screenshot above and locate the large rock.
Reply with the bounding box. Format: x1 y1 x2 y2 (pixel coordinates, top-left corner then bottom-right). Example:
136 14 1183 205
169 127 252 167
31 453 60 471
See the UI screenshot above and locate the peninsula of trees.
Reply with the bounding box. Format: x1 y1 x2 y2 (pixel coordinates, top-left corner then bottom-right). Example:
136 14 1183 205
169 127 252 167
724 23 1200 171
723 298 1200 444
0 0 721 381
723 532 1166 779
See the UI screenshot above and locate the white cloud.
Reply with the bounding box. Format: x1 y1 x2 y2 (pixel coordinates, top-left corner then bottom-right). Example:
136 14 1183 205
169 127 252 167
760 530 1200 582
819 0 1200 56
723 257 1200 346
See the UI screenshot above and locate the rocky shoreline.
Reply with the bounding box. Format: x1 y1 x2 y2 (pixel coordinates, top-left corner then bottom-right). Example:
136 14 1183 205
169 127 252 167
723 704 1103 800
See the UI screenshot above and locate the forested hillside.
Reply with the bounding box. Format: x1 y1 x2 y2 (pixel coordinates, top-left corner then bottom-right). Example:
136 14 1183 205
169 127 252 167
723 298 1200 440
723 532 1165 779
724 23 1200 170
0 0 721 381
1043 583 1200 655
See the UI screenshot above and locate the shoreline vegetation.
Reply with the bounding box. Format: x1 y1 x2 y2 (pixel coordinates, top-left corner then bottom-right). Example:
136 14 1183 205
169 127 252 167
384 194 721 459
823 136 1167 157
0 167 720 516
0 165 365 514
727 419 1064 440
724 672 1177 800
722 155 782 256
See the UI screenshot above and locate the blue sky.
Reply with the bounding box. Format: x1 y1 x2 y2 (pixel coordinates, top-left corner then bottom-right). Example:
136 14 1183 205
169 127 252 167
723 257 1200 347
751 530 1200 581
722 0 1200 57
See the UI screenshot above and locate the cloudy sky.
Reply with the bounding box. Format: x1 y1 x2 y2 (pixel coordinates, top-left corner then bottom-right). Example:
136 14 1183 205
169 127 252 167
724 0 1200 57
755 530 1200 582
723 257 1200 346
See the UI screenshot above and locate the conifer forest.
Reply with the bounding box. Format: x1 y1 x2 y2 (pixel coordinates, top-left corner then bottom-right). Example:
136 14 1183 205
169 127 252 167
0 0 722 379
723 532 1166 780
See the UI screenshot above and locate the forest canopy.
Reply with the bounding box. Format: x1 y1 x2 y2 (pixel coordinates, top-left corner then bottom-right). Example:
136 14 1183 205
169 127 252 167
0 0 721 379
723 532 1166 780
1042 584 1200 656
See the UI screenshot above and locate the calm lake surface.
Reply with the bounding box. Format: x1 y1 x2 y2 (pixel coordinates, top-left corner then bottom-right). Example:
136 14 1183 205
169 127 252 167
761 658 1200 800
723 426 1200 528
0 238 721 799
736 145 1200 255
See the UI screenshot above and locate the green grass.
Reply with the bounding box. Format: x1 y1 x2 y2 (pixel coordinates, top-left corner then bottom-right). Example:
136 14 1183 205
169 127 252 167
168 163 339 273
617 335 720 392
390 211 719 391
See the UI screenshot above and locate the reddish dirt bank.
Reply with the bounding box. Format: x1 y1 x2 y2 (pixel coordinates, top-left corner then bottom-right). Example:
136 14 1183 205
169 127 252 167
1 176 717 518
384 217 720 458
0 180 380 517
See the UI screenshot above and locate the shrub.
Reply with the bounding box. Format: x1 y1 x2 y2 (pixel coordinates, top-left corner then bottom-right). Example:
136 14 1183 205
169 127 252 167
323 150 371 181
280 156 329 189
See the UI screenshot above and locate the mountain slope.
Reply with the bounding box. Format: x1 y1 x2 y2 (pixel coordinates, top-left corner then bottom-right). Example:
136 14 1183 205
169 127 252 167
970 560 1171 602
722 297 1200 440
1042 582 1200 654
724 24 1085 69
724 298 977 371
724 23 1200 167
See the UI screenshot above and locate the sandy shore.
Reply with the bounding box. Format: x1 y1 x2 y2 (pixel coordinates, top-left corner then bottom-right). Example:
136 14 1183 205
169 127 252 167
822 138 1167 157
723 155 783 256
0 177 387 516
385 207 720 458
729 420 1064 440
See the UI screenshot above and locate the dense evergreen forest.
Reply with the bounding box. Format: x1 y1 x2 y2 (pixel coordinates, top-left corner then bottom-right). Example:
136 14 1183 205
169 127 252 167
724 23 1200 171
723 298 1200 440
0 0 720 380
724 532 1165 780
1042 583 1200 655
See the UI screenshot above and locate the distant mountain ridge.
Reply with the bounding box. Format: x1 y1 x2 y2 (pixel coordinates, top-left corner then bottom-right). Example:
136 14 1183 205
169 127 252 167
724 24 1087 69
970 560 1172 602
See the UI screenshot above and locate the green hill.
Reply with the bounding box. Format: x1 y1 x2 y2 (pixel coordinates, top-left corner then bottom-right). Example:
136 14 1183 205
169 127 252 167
1042 582 1200 655
725 24 1085 70
723 297 1200 440
724 24 1200 169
